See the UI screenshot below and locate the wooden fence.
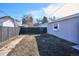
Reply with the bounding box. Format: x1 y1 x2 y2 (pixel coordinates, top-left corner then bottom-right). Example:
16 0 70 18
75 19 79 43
19 27 47 34
0 26 47 43
0 27 20 43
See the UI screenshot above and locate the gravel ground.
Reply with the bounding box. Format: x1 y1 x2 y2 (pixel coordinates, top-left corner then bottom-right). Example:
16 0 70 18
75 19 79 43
7 35 39 56
35 34 79 56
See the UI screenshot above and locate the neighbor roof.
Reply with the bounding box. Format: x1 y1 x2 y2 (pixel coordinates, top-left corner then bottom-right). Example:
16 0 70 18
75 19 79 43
0 16 17 26
0 16 14 22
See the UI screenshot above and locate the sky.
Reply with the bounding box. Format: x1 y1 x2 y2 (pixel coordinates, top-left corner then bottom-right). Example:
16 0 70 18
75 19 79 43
0 3 79 23
0 3 51 20
0 3 63 23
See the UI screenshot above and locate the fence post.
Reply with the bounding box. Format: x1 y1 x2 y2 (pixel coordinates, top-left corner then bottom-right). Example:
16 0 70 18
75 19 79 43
7 27 9 40
1 27 2 42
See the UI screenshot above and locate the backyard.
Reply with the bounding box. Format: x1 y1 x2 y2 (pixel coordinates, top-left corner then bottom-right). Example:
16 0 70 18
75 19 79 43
0 33 79 56
0 3 79 56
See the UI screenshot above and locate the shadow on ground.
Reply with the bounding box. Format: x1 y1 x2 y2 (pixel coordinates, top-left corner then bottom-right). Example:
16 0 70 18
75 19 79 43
35 34 79 56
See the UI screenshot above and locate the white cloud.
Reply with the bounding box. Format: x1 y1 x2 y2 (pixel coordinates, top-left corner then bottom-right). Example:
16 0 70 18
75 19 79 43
43 3 64 16
26 3 79 21
26 9 45 23
26 3 63 19
54 3 79 17
43 3 79 18
26 9 44 19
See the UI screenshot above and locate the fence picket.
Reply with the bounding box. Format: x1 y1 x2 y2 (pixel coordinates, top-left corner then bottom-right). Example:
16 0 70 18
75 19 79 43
0 27 20 43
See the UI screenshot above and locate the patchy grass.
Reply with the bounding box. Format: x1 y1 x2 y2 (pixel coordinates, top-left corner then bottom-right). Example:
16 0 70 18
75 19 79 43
36 34 79 56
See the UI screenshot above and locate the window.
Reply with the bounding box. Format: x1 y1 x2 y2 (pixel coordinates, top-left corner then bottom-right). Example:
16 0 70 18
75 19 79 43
53 23 59 31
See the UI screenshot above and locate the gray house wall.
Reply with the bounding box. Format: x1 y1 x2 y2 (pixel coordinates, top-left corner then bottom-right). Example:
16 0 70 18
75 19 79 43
47 16 79 44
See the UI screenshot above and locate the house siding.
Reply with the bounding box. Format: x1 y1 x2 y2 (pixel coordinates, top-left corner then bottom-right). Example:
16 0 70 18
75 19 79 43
0 16 17 27
48 16 79 44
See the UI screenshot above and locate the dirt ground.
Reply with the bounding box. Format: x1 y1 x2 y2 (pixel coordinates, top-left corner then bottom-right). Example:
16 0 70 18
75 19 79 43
7 35 39 56
36 34 79 56
0 36 19 48
0 34 79 56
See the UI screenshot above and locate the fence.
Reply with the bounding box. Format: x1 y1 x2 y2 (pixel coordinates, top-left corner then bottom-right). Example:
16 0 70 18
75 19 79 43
0 27 20 43
19 27 47 34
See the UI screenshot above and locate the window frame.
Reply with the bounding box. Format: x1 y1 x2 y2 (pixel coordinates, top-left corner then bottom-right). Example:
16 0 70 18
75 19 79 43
53 23 59 31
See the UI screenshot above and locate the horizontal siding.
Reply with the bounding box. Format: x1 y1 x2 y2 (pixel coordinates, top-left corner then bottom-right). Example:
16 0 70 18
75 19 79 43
47 16 79 44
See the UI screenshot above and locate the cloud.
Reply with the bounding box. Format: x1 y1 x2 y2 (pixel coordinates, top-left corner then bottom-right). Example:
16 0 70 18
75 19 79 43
27 10 44 19
26 3 63 18
26 3 79 20
42 3 79 18
26 9 45 23
54 3 79 17
42 3 64 16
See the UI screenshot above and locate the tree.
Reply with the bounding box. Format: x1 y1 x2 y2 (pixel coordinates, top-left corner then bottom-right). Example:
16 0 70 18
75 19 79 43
36 18 42 24
22 15 30 24
29 15 33 23
22 16 26 24
22 14 34 27
42 16 48 24
49 16 56 22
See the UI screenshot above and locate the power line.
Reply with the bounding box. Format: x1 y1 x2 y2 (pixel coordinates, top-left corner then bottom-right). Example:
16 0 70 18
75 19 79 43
0 9 22 19
0 9 8 16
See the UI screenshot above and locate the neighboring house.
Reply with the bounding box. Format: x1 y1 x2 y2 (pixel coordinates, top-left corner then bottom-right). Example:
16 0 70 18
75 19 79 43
34 23 48 27
47 13 79 50
22 24 29 27
0 16 17 27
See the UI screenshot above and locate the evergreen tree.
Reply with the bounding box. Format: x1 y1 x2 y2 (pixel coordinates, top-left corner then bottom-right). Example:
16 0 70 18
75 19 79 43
42 16 48 24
